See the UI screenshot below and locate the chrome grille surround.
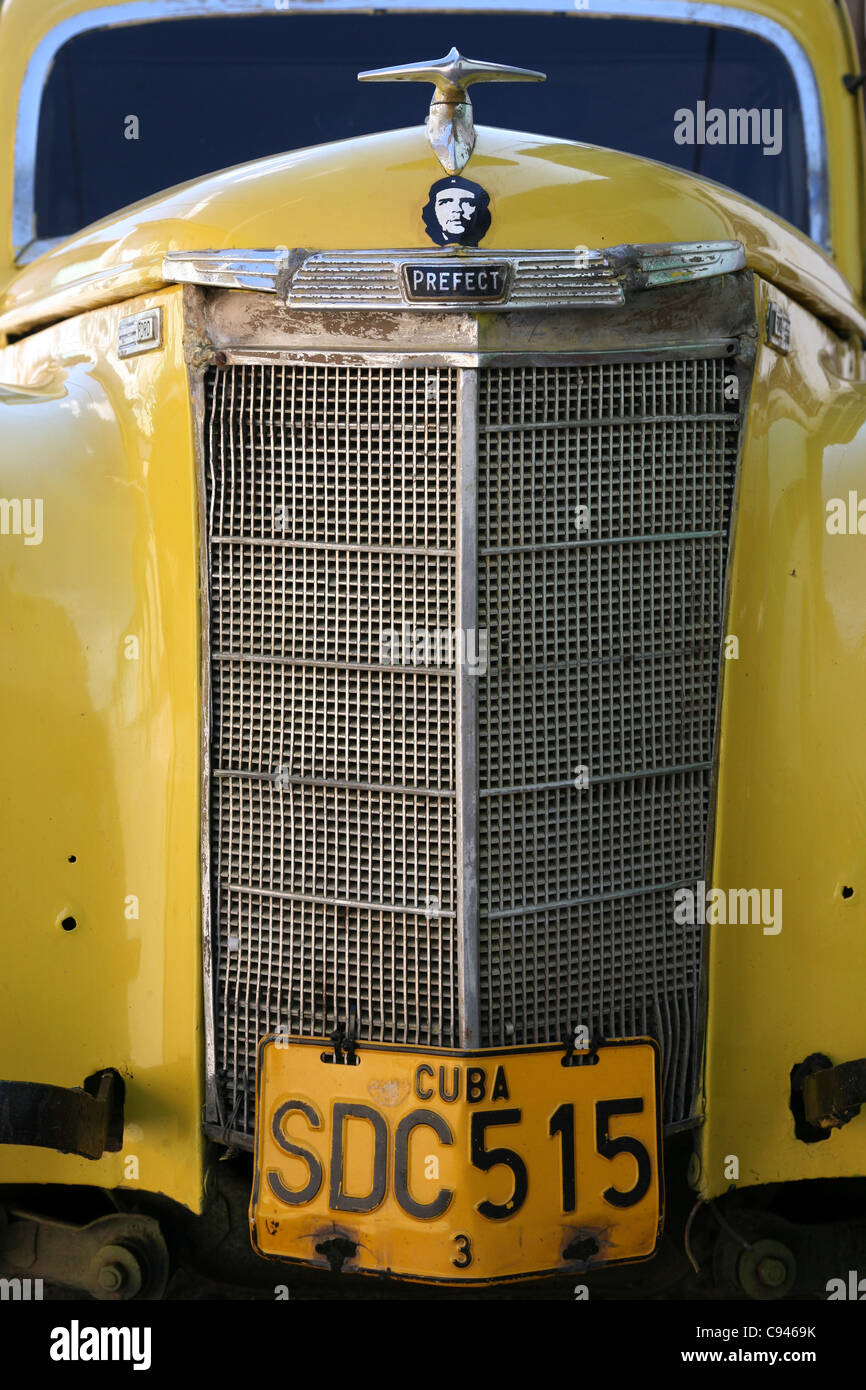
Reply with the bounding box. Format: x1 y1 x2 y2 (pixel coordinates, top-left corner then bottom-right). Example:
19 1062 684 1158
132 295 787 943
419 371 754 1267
167 247 624 307
162 241 747 313
287 250 624 308
194 275 753 1141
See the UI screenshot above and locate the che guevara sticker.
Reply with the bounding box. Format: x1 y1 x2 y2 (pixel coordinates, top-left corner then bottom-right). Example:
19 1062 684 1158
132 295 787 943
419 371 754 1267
409 174 503 301
422 175 491 247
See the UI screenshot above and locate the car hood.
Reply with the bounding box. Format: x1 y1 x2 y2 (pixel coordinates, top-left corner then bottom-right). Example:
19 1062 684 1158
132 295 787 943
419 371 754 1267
1 124 862 337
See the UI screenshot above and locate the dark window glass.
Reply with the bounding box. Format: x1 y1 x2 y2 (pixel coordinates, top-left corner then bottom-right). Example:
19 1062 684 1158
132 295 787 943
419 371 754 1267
35 14 809 240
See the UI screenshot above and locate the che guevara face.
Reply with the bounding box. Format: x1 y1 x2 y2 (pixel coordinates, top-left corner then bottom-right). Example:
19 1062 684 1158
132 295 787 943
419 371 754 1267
434 187 478 240
422 177 491 247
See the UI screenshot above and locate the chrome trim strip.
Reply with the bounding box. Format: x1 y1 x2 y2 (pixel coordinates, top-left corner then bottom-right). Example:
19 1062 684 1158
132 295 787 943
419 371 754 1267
486 879 698 920
480 529 727 551
225 886 459 916
482 762 715 796
188 349 220 1126
166 249 289 292
455 367 481 1048
693 331 756 1130
215 770 458 796
12 1 829 258
163 241 744 310
635 242 748 287
16 237 65 265
167 247 624 307
218 343 741 367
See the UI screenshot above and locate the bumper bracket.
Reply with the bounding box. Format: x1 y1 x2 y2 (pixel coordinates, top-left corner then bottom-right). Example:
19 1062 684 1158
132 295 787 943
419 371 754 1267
0 1069 124 1160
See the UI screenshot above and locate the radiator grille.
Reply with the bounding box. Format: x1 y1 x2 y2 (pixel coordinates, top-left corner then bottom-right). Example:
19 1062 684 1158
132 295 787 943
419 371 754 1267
204 354 739 1135
477 361 739 1123
205 362 460 1135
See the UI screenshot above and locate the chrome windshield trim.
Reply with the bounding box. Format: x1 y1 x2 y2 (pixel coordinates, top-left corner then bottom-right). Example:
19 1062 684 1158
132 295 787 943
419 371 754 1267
162 241 746 309
12 1 830 259
15 236 66 266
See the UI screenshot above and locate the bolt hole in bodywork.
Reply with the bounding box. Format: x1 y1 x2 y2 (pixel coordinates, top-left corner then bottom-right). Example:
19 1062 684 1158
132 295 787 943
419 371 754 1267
60 915 77 932
841 884 855 898
67 855 77 864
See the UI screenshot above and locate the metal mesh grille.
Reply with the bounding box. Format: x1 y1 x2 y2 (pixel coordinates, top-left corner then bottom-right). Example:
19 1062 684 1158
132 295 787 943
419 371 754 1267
477 360 739 1124
205 362 460 1133
204 353 739 1136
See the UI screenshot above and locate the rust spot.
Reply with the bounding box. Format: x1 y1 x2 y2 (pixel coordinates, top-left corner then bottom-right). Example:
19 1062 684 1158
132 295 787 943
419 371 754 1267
367 1078 410 1107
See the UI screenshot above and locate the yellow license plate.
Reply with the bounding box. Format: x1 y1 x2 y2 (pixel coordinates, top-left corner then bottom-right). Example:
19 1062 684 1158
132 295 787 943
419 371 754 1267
250 1037 662 1284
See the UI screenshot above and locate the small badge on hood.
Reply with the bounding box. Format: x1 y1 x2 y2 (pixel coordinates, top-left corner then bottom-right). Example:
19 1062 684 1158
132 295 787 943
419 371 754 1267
422 175 491 247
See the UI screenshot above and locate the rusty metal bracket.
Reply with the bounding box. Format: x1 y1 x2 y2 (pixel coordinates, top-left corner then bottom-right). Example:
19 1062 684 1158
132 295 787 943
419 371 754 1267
0 1069 124 1159
322 1004 361 1067
802 1058 866 1130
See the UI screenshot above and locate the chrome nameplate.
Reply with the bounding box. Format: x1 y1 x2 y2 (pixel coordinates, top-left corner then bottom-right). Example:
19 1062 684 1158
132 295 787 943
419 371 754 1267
118 307 163 358
402 262 509 302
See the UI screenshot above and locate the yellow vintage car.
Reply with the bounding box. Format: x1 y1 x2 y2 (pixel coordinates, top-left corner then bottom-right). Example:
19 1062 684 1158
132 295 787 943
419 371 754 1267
1 0 866 1301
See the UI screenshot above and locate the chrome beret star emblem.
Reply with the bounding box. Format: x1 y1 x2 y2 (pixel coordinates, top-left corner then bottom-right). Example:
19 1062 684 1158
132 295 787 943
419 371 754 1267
358 46 545 174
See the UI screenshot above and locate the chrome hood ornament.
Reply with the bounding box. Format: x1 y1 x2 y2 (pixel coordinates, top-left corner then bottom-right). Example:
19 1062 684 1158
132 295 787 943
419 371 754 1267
358 47 545 175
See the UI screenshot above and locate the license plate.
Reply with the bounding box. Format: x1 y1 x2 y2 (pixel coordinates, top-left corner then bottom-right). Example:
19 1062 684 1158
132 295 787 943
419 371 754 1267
250 1037 662 1284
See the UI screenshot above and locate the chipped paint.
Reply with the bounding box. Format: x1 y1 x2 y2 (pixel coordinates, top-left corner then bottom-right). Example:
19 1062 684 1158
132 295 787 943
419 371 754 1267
367 1079 410 1107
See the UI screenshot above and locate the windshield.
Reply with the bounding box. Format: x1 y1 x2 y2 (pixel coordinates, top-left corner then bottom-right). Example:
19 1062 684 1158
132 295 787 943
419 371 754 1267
34 13 809 241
